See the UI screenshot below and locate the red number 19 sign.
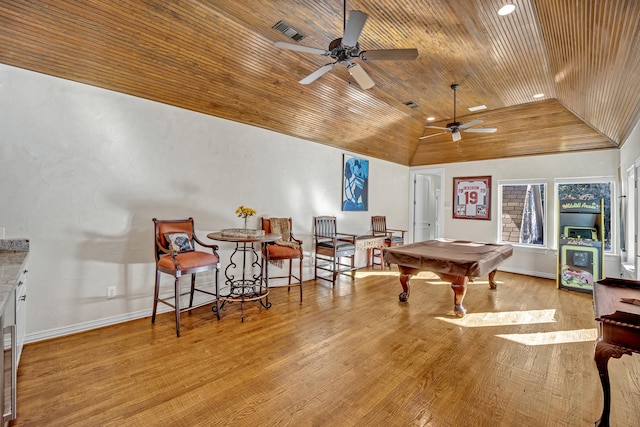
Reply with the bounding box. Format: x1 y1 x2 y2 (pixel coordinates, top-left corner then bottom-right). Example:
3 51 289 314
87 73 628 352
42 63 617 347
453 176 491 220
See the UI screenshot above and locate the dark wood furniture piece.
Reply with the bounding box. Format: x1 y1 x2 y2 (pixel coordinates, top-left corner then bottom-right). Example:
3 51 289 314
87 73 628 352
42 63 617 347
261 217 304 302
206 231 280 321
152 218 220 337
383 239 513 317
593 277 640 427
314 216 357 286
370 215 406 269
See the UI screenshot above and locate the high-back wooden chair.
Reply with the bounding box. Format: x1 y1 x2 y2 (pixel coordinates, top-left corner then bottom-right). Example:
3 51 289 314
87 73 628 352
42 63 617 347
261 217 304 302
152 217 220 337
314 216 357 286
371 216 406 269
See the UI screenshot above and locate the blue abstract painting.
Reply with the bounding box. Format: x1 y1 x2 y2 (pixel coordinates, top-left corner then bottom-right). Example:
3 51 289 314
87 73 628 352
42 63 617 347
342 154 369 211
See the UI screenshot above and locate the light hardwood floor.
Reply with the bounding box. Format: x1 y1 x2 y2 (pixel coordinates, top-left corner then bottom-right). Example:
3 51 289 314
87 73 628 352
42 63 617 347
10 270 640 426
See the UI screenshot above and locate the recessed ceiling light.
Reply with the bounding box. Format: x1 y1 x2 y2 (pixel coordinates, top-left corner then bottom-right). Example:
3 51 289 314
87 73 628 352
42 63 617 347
468 105 487 112
498 4 516 15
426 117 435 121
533 93 544 99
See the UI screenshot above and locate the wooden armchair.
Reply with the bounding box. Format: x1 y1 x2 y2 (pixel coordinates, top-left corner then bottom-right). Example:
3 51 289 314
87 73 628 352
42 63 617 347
261 217 304 302
314 216 357 286
152 217 220 337
371 215 406 269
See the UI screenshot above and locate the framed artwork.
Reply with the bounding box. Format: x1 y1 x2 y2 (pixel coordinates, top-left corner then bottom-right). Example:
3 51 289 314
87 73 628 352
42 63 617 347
342 154 369 211
453 176 491 220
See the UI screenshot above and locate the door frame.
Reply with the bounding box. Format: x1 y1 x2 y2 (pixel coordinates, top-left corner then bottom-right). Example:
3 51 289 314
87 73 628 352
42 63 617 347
409 167 445 243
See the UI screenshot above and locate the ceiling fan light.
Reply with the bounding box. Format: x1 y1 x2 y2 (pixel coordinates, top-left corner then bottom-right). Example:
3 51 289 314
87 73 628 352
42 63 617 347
452 130 462 142
498 4 516 16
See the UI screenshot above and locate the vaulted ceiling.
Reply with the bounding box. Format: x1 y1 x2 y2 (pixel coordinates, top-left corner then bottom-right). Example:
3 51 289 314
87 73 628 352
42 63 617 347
1 0 638 166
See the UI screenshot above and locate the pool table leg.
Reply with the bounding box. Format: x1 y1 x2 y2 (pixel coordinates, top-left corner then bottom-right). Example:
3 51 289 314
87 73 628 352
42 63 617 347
450 277 468 317
438 273 468 317
397 266 421 302
398 272 411 302
488 269 498 289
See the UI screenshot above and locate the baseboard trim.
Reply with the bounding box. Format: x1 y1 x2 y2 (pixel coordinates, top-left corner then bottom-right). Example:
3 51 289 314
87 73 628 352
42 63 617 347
25 309 152 344
24 276 310 344
499 267 556 280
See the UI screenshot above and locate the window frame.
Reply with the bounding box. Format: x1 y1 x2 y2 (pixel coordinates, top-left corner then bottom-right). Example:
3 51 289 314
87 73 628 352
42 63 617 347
497 178 548 249
621 165 635 264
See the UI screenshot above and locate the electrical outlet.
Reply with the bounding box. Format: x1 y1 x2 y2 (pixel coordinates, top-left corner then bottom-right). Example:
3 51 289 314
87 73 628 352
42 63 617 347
107 286 117 299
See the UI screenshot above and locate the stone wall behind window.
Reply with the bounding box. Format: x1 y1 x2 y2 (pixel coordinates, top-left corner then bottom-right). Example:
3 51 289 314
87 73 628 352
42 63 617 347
502 185 528 242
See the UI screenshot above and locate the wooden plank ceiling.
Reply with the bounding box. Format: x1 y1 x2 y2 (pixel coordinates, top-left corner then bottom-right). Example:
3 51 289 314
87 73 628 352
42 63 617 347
1 0 638 166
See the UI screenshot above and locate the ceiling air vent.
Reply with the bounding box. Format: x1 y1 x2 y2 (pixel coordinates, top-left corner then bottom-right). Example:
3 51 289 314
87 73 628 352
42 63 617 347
404 101 419 109
272 20 305 41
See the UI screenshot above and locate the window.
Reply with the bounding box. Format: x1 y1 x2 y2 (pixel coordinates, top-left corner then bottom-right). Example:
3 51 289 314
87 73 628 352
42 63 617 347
556 178 614 252
499 180 546 247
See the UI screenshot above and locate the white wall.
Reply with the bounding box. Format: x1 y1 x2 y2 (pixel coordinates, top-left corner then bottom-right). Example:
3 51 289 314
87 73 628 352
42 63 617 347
0 64 409 339
1 63 630 340
423 150 621 278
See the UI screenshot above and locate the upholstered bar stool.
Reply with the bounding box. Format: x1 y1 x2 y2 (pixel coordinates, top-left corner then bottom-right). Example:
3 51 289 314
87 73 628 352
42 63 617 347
261 217 304 302
152 217 220 337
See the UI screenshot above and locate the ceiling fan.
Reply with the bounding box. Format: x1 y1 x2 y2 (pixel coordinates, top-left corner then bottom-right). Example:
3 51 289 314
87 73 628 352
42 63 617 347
420 84 497 142
274 1 418 89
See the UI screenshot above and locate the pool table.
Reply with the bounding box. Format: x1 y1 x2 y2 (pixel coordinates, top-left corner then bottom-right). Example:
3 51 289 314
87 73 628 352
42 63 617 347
383 239 513 317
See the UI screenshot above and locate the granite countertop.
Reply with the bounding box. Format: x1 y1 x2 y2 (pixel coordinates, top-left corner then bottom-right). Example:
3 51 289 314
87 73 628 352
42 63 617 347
0 239 30 313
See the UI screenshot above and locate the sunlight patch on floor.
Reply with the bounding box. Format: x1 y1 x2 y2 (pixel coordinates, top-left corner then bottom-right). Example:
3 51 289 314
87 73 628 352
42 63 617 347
496 328 598 345
436 309 557 327
354 270 400 278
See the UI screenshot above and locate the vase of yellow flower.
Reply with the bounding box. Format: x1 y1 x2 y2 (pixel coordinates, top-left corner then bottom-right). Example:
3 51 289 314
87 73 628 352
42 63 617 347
235 205 256 234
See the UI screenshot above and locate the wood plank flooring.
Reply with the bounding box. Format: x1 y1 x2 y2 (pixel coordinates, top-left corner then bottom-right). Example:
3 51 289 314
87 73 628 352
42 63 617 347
10 270 640 426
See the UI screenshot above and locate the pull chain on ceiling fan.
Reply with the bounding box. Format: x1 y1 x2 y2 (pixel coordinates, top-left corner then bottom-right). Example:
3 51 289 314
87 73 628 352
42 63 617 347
420 84 497 142
274 0 419 89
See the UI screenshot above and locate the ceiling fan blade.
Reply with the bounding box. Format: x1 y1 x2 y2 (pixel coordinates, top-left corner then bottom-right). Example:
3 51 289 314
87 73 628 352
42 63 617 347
299 63 335 85
360 49 419 61
342 10 368 47
347 63 375 89
419 131 448 140
452 130 462 142
274 41 329 56
465 127 497 133
459 119 484 129
424 125 450 130
347 64 375 89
